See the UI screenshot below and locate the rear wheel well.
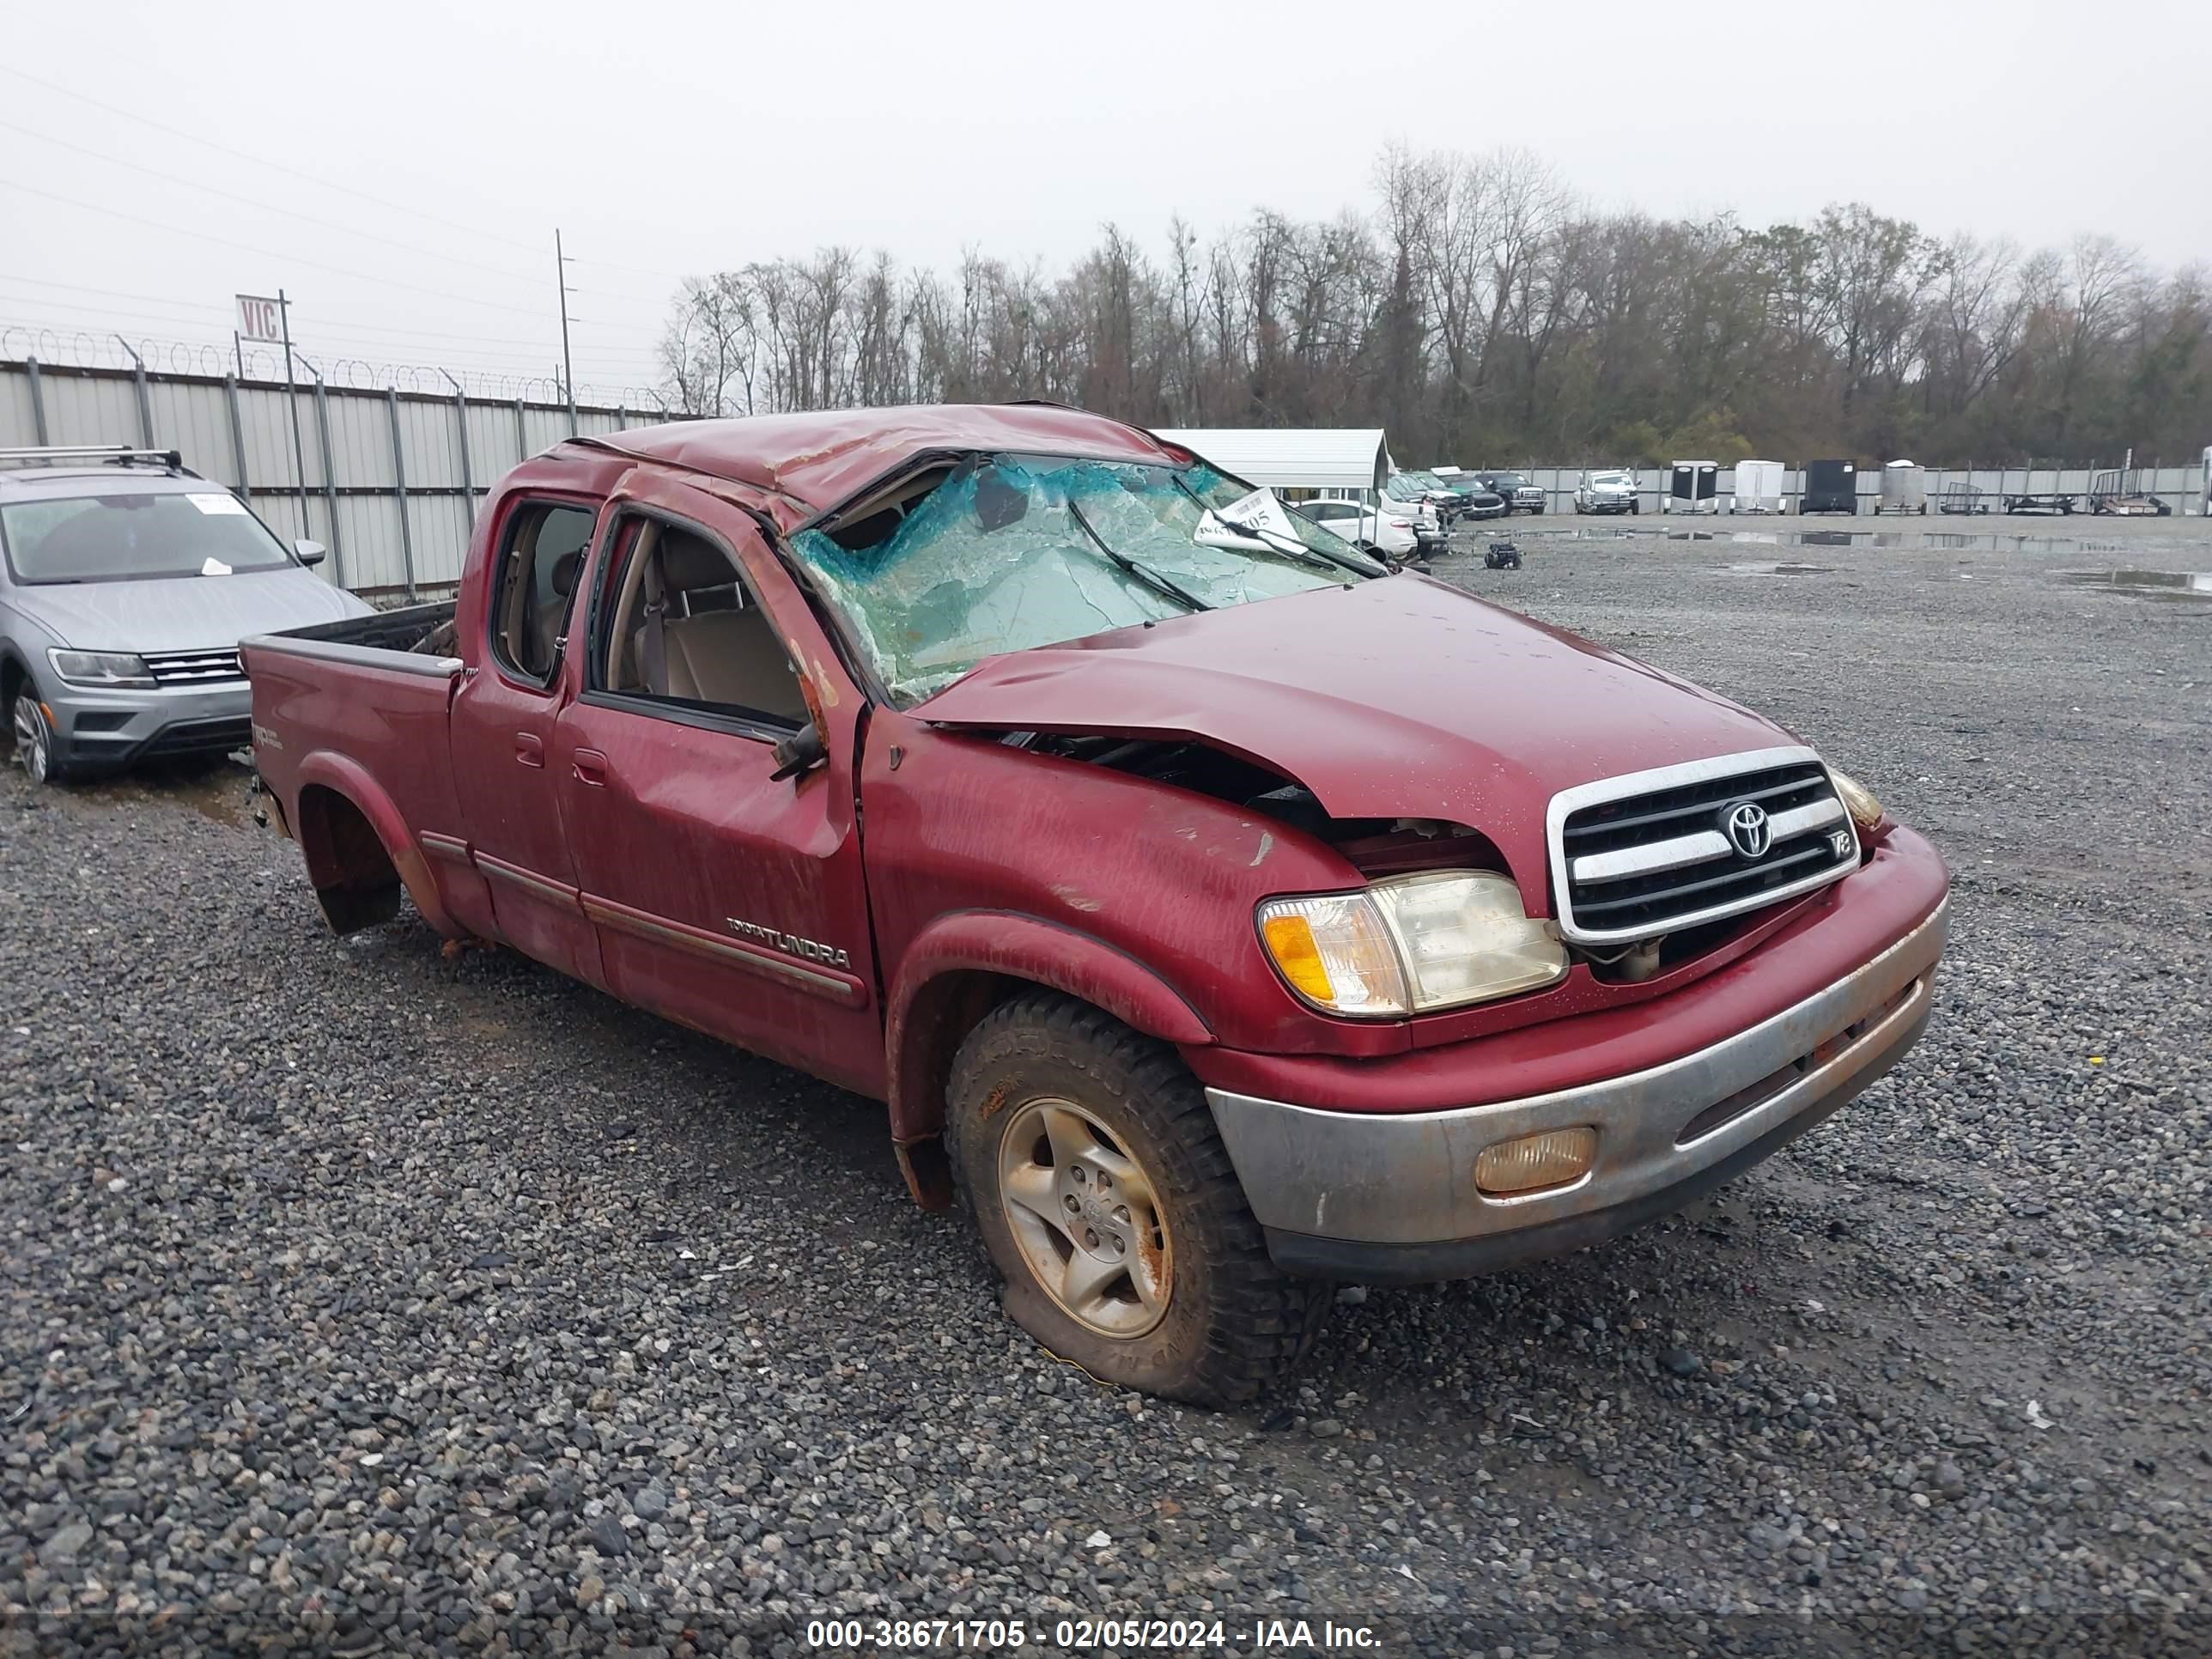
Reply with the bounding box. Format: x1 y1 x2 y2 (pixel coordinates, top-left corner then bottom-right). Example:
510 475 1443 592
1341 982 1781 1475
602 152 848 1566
296 783 403 933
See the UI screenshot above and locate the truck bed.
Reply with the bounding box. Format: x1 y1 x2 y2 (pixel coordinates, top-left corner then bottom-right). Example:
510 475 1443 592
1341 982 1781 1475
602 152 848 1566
240 599 468 934
243 599 459 669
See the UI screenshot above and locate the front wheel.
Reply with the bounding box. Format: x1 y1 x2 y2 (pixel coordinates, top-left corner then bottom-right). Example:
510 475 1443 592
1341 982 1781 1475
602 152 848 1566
7 678 68 786
947 994 1331 1406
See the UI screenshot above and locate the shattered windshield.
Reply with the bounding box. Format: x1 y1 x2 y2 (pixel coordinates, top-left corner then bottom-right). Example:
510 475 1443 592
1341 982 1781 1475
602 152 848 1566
789 454 1378 706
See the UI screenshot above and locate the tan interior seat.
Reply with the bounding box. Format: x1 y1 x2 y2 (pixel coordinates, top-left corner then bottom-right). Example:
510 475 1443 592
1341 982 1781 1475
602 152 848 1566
663 608 809 722
641 532 808 723
530 550 581 674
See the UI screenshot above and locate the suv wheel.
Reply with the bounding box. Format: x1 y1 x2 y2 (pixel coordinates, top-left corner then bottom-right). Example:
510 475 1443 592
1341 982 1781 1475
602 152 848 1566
947 992 1331 1406
7 678 66 786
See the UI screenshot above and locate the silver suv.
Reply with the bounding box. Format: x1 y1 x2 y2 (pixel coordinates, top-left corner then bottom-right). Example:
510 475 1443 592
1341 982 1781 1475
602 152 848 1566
1 447 373 783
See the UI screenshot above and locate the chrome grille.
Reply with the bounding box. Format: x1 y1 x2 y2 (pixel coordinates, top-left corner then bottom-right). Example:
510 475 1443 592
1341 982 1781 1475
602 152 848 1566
142 648 244 685
1547 746 1857 945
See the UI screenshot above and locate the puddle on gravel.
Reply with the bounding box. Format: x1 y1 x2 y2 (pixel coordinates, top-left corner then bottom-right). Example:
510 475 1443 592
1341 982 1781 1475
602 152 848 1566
2057 568 2212 605
1728 562 1834 576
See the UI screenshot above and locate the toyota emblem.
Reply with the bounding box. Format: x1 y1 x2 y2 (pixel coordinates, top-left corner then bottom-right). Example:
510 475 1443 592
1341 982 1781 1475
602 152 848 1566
1723 801 1772 859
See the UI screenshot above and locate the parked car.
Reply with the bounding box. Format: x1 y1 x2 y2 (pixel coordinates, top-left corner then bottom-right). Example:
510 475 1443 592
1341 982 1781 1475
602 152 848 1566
1573 469 1640 514
1 445 371 784
1393 469 1472 526
1449 483 1510 521
1382 474 1449 552
1295 497 1419 559
243 404 1949 1406
1472 471 1546 514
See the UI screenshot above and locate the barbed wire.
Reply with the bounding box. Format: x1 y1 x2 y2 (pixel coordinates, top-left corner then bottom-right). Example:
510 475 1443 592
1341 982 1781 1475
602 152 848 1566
0 322 671 410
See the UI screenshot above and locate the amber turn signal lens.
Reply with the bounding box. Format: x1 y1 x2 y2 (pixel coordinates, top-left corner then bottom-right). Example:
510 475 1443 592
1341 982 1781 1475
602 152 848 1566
1474 1127 1598 1196
1261 914 1334 1004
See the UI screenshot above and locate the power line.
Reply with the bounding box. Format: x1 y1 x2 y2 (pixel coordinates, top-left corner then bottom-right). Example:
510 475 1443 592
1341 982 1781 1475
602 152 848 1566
0 64 700 287
0 117 550 286
0 274 665 348
0 63 549 258
0 177 660 330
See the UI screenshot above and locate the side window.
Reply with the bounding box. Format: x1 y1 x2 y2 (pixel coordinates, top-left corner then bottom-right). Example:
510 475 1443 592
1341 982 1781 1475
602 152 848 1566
489 501 597 685
587 513 809 732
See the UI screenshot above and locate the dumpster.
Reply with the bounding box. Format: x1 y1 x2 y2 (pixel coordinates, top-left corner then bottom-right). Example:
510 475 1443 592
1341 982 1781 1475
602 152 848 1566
1732 459 1784 514
1876 459 1927 515
1665 460 1718 514
1802 459 1858 514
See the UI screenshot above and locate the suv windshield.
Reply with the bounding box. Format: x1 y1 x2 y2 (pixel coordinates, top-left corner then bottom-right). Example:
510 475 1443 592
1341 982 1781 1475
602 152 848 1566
0 489 295 584
791 454 1378 705
1487 472 1527 490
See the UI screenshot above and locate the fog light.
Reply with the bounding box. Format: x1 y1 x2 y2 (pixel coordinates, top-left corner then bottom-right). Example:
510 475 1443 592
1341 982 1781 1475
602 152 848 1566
1474 1127 1597 1196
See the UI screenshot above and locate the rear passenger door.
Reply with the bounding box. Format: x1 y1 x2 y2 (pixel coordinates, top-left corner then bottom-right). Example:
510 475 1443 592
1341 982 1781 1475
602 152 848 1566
449 494 605 988
553 483 884 1096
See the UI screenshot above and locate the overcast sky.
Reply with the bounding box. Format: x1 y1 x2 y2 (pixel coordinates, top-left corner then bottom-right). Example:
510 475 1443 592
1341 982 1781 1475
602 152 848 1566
3 0 2203 401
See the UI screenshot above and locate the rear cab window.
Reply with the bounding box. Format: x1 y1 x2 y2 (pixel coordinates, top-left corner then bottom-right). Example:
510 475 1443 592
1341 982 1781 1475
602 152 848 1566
486 501 598 686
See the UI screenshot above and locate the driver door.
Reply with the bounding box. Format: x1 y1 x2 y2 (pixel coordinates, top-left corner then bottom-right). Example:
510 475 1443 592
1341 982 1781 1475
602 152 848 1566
552 478 884 1097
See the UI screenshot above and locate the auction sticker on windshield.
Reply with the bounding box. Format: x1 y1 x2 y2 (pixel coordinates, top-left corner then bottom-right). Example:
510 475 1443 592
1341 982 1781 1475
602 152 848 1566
186 493 248 514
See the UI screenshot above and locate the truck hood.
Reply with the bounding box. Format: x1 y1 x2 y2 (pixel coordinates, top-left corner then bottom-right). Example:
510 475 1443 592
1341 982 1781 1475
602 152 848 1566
15 566 372 653
917 574 1794 896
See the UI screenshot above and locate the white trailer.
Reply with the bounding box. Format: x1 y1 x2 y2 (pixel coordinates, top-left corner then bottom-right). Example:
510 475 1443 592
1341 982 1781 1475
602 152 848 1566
1731 459 1784 514
1875 459 1928 515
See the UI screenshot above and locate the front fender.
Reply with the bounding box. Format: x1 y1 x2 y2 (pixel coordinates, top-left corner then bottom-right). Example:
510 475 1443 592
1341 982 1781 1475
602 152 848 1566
295 749 459 938
884 908 1214 1146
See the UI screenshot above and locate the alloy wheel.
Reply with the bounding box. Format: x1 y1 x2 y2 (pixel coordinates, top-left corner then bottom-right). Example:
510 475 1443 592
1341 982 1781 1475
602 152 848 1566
11 694 50 785
995 1095 1174 1338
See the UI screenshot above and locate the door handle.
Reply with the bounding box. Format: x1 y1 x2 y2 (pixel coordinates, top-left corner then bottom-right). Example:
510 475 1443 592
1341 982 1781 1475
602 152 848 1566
515 732 544 768
573 747 609 787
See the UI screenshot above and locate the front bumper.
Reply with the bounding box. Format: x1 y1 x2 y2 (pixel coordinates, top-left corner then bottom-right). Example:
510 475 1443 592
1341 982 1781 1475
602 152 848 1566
1207 893 1947 1283
46 678 252 770
1583 497 1635 514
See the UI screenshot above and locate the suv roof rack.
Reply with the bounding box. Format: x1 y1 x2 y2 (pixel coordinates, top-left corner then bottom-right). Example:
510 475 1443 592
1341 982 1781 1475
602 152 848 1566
0 445 198 477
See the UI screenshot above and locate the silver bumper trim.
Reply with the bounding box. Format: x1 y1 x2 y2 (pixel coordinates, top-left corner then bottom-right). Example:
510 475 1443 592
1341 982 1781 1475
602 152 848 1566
1206 897 1948 1247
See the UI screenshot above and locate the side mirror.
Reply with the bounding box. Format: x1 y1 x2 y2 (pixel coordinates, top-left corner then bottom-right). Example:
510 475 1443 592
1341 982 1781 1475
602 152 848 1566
294 539 327 567
769 720 826 782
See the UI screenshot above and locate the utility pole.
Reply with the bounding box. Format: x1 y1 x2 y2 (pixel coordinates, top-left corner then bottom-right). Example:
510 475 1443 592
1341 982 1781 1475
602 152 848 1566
277 289 311 539
555 228 577 434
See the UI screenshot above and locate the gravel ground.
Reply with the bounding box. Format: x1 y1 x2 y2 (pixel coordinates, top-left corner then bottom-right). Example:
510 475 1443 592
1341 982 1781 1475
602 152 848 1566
3 517 2208 1657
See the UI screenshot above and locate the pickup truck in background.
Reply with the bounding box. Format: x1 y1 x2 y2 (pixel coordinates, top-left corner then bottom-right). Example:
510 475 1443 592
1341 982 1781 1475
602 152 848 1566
243 404 1949 1406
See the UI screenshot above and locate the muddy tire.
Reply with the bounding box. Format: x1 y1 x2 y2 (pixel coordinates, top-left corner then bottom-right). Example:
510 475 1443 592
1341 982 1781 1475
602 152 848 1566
946 993 1330 1407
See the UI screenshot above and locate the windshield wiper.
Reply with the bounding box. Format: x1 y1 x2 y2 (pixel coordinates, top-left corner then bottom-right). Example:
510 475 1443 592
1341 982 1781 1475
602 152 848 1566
1169 478 1379 580
1064 500 1212 612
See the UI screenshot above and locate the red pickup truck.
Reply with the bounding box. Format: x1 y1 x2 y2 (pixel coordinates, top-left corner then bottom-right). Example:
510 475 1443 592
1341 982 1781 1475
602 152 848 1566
242 404 1948 1405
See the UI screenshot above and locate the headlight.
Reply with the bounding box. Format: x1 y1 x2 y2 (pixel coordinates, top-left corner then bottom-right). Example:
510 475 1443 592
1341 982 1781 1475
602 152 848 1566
1827 767 1887 836
47 648 155 689
1259 872 1567 1018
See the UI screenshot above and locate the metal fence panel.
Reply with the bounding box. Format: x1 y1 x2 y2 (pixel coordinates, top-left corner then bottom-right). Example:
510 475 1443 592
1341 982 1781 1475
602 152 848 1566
38 372 142 449
465 401 524 481
521 405 573 459
0 358 688 593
